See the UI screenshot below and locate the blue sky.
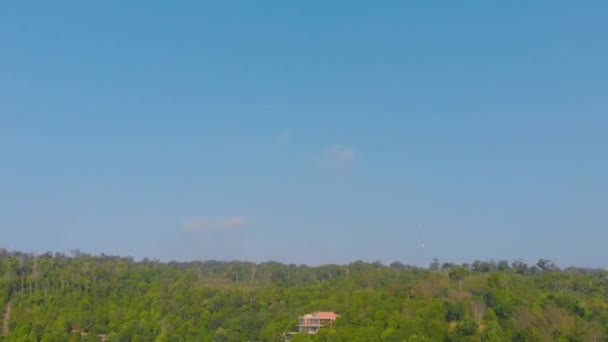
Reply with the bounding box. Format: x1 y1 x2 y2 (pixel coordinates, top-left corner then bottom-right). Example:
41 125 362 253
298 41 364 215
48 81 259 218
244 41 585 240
1 2 607 267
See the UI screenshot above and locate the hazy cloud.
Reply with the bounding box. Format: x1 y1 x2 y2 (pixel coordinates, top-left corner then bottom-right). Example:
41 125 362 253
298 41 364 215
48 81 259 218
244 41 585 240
275 130 292 143
318 145 356 168
182 215 246 232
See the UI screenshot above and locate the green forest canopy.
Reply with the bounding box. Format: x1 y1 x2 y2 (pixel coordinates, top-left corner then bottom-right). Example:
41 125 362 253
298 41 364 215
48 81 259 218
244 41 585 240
0 249 606 341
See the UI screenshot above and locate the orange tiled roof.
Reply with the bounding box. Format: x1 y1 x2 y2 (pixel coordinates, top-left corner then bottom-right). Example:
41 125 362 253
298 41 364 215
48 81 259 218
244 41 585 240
313 311 338 319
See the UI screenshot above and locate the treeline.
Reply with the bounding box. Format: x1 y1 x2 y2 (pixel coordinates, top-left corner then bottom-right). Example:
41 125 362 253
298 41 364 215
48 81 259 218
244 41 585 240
0 249 606 341
427 258 597 276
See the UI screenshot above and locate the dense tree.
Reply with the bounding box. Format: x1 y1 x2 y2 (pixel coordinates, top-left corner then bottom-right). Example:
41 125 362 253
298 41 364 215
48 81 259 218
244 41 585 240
448 266 469 289
0 251 604 341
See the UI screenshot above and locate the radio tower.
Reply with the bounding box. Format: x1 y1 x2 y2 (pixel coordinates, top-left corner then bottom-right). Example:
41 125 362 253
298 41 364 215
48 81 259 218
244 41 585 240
419 223 427 267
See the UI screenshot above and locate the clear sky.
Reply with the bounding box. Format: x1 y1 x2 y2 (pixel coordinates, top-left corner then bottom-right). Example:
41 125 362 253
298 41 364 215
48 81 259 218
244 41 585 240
1 2 607 267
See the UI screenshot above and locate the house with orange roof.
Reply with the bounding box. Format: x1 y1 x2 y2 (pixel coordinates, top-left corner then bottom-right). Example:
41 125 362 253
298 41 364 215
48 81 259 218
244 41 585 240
285 311 339 340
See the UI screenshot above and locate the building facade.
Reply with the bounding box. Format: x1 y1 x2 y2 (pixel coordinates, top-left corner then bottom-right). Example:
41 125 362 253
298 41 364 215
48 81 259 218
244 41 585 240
285 311 338 341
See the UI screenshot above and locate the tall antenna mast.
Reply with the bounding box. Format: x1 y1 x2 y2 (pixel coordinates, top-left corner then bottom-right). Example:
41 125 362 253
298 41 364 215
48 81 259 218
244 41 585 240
419 223 425 249
419 223 426 267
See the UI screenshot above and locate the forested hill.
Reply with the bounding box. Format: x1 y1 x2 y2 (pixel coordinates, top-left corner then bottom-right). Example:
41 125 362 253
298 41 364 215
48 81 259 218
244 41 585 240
0 250 606 341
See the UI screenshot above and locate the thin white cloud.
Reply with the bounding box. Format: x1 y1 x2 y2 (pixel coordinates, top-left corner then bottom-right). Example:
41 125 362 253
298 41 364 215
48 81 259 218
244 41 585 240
182 215 246 232
318 145 356 168
275 130 292 143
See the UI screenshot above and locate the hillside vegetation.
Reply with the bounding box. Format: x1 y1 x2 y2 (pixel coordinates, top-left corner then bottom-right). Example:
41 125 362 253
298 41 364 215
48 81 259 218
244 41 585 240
0 250 606 341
